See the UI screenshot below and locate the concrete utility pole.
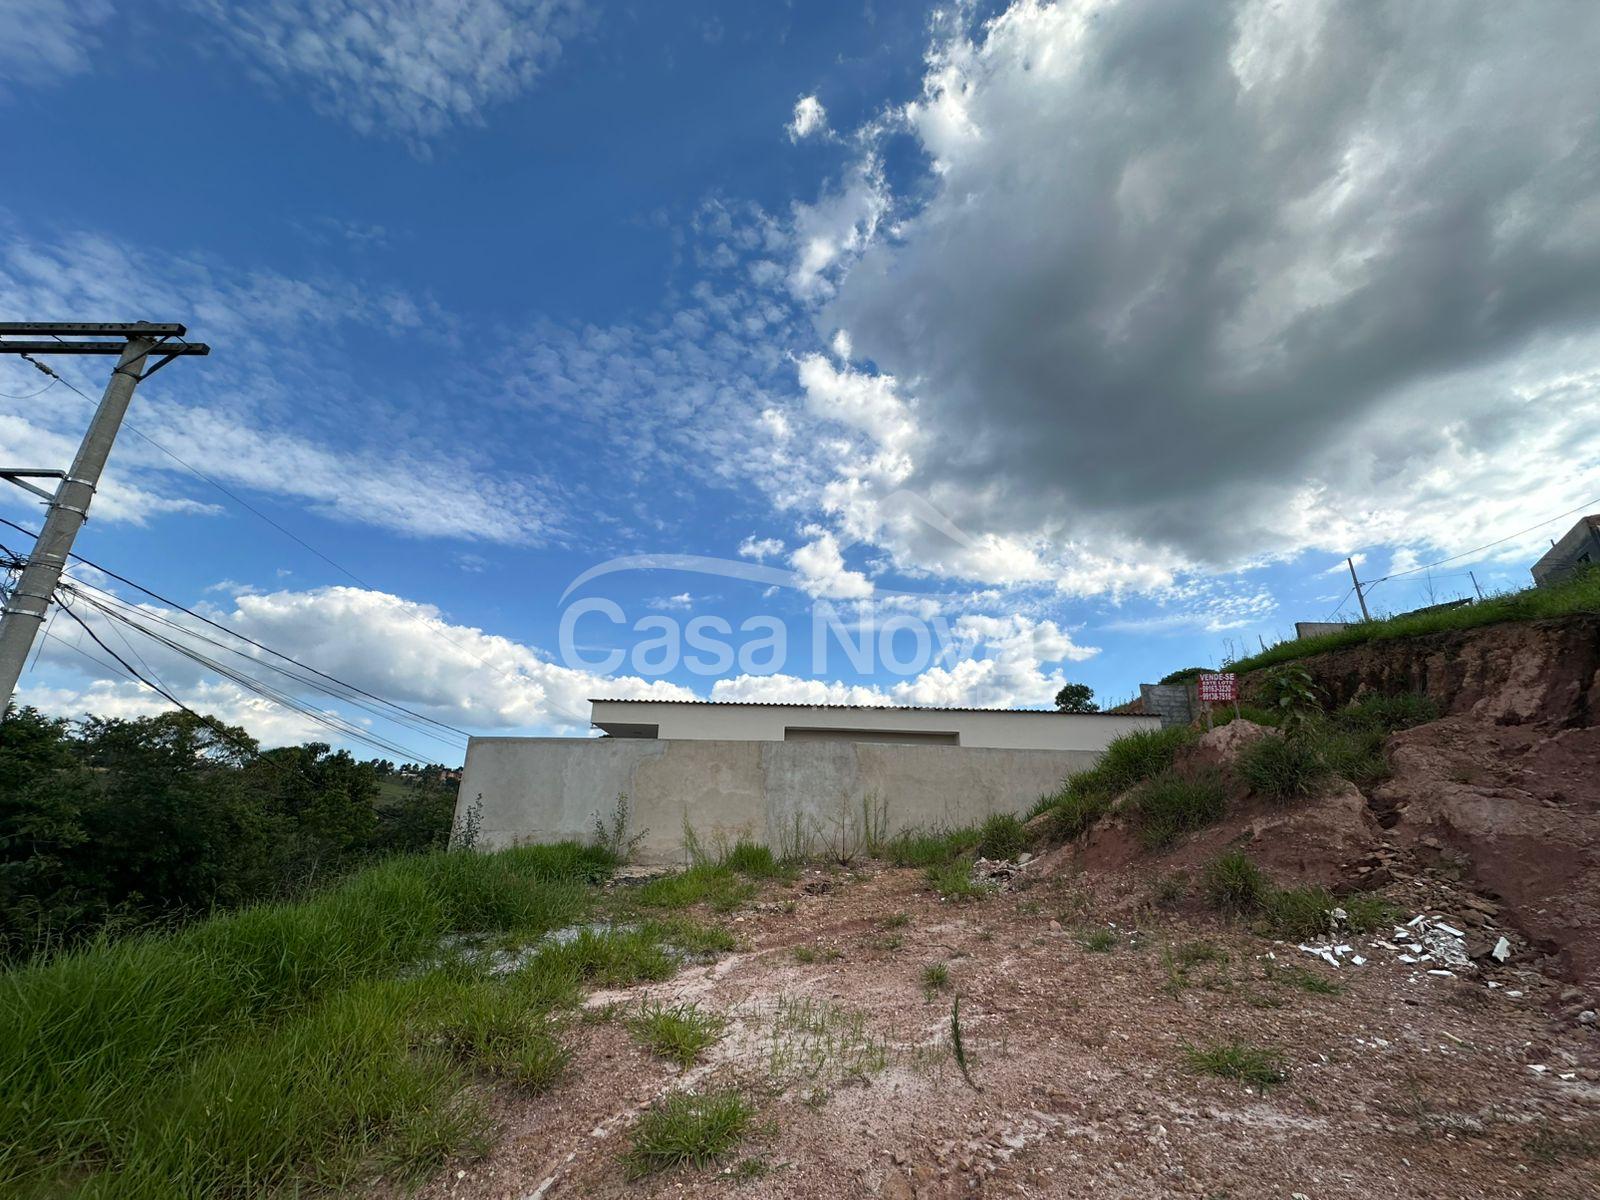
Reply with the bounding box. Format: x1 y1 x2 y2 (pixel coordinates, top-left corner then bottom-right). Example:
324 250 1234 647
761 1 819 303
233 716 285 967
0 323 209 710
1347 556 1372 622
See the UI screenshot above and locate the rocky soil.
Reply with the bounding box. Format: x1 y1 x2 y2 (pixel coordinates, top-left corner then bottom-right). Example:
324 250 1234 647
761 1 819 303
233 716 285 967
404 849 1598 1200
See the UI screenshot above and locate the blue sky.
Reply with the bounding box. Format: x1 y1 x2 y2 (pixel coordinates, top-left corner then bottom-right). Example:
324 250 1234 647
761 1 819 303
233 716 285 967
3 0 1598 764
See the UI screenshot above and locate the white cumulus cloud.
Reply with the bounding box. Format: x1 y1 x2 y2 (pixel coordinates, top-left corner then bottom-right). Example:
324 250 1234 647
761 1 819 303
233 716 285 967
787 94 830 141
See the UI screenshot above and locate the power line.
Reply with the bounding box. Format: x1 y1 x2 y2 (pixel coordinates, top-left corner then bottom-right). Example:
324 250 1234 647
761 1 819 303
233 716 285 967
62 580 466 749
1367 493 1600 584
4 520 466 760
44 601 362 791
1323 585 1355 622
61 588 438 762
0 514 467 746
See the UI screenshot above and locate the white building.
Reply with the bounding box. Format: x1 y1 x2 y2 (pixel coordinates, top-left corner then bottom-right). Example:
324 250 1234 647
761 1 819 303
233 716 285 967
589 698 1153 750
457 700 1160 864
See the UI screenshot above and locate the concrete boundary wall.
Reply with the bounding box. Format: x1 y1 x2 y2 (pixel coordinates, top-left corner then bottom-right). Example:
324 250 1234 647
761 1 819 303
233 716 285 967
457 737 1104 865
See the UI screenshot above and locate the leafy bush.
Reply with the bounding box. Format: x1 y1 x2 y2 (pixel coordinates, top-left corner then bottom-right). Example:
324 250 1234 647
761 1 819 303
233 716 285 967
1130 768 1229 850
1053 682 1099 712
1237 732 1328 801
1202 851 1269 915
1158 666 1208 686
589 793 647 863
975 812 1028 860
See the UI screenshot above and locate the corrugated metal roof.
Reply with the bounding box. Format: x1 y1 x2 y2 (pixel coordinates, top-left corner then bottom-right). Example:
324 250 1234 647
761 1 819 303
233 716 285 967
588 698 1132 716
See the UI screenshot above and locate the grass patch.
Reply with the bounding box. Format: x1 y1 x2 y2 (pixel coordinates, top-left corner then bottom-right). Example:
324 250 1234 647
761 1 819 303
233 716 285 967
722 840 784 879
1338 691 1441 733
1044 783 1109 841
879 911 911 930
1033 726 1197 842
730 1154 775 1181
921 961 950 998
793 945 844 964
422 975 572 1090
1264 961 1342 996
949 995 976 1089
1259 886 1342 940
924 860 986 902
1152 871 1189 906
1130 768 1229 849
1162 941 1229 994
634 864 756 913
627 1001 727 1068
1210 702 1282 729
1181 1040 1288 1088
1319 724 1391 788
1260 887 1399 940
1173 940 1228 969
767 995 890 1085
1225 570 1600 675
538 925 677 987
884 826 979 868
1094 726 1198 793
0 844 654 1196
975 812 1028 860
650 917 737 957
1202 850 1269 916
1079 927 1118 952
1199 851 1398 939
1525 1125 1599 1166
622 1088 754 1178
1237 733 1329 801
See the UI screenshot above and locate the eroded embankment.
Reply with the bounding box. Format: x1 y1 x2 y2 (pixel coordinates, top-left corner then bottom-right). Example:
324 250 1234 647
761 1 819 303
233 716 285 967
1236 615 1600 989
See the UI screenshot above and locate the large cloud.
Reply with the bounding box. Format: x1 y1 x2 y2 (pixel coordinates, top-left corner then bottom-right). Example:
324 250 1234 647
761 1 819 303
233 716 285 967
808 0 1600 576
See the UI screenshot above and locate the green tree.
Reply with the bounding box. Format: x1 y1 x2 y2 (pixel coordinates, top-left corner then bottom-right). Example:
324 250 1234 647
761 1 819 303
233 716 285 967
1054 683 1099 713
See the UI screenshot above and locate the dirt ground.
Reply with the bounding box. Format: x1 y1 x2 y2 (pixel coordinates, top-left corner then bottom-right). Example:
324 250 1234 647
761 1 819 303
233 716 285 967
405 856 1600 1200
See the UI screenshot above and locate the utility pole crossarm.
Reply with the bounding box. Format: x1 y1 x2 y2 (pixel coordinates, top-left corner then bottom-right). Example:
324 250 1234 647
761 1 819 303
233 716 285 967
0 322 189 337
0 341 210 356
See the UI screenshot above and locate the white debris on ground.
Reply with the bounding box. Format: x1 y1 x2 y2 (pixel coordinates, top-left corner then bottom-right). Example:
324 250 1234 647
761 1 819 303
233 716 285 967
1297 911 1507 977
969 853 1034 889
